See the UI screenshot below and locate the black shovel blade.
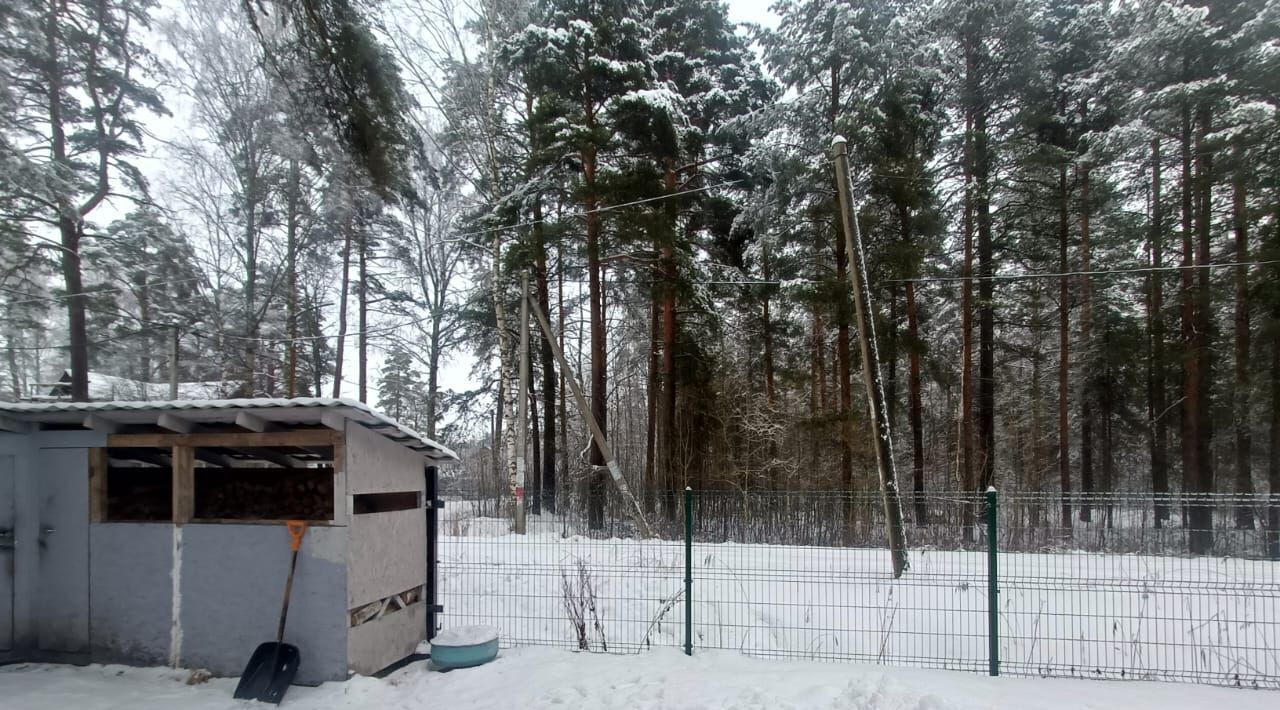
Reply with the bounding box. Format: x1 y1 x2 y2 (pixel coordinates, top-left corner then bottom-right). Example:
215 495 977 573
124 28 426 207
233 642 301 704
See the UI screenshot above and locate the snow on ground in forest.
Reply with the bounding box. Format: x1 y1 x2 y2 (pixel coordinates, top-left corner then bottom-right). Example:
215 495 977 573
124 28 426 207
438 508 1279 687
3 646 1278 710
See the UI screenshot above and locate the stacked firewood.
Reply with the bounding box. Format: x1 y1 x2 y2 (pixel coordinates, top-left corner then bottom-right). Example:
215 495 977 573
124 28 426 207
193 467 333 521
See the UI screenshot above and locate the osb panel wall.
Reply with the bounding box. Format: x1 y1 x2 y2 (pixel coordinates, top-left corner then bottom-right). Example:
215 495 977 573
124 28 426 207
347 509 426 610
343 422 424 495
348 601 426 676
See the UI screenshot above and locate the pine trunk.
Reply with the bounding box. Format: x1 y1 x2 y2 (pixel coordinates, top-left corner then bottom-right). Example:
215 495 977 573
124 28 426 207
906 279 926 524
243 161 259 397
585 135 607 530
1179 101 1197 538
535 216 557 515
960 109 976 537
1188 103 1215 553
975 106 995 495
286 160 300 397
1079 165 1094 523
358 227 368 403
1058 163 1072 529
332 212 352 399
645 298 658 515
1232 148 1254 528
44 7 89 402
1149 139 1169 525
660 160 679 519
762 248 777 409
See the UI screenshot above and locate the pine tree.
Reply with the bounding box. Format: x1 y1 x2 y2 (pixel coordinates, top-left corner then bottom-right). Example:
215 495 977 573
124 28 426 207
2 0 167 400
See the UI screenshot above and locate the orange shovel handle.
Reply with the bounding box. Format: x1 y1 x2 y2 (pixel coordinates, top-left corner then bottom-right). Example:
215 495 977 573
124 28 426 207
286 520 309 551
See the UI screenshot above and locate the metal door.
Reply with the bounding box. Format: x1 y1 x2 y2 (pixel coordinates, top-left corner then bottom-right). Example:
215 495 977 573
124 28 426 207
0 454 13 651
35 447 89 653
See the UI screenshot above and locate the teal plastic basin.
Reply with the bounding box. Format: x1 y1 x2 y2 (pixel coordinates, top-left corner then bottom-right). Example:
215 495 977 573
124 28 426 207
430 626 500 670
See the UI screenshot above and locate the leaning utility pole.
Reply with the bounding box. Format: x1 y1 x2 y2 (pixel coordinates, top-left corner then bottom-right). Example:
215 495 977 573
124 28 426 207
832 136 909 578
526 292 654 538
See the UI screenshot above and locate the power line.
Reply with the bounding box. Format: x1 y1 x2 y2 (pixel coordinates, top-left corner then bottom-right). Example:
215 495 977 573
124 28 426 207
447 180 747 244
79 301 438 346
0 276 208 308
4 327 154 352
551 259 1280 288
886 259 1280 285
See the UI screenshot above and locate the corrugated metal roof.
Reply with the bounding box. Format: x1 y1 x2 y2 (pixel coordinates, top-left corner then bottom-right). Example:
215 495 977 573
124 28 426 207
0 397 458 461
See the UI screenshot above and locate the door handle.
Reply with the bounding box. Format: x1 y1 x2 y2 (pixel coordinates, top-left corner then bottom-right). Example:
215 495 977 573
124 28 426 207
0 527 13 550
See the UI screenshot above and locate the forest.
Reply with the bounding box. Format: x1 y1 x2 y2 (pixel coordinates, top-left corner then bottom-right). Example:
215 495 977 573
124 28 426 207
2 0 1278 543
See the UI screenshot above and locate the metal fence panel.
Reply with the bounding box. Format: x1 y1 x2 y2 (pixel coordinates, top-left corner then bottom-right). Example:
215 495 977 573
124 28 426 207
437 489 1279 688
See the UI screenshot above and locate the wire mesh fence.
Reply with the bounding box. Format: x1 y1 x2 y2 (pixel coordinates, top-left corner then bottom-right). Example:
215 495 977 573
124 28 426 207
437 488 1280 688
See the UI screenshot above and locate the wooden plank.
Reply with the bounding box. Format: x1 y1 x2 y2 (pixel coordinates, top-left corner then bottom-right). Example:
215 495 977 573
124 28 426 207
332 437 348 526
319 412 346 432
172 446 194 524
82 414 121 434
193 449 234 468
234 411 281 433
347 601 425 676
223 446 298 469
157 413 196 434
108 429 338 449
0 414 32 433
88 448 109 522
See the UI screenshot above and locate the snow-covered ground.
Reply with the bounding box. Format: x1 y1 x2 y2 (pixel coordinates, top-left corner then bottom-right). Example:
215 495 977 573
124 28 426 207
3 647 1278 710
440 510 1280 687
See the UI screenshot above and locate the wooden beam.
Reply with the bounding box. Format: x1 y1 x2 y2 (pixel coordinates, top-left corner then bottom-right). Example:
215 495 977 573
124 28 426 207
320 411 347 433
236 413 328 459
234 411 282 433
111 450 172 468
157 413 196 434
82 414 121 434
332 437 347 525
226 447 298 469
173 446 194 524
108 429 338 449
0 415 32 433
89 448 109 522
193 449 234 468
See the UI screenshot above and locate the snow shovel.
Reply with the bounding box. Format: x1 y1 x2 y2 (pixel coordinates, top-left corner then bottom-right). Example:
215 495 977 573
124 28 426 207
233 520 308 704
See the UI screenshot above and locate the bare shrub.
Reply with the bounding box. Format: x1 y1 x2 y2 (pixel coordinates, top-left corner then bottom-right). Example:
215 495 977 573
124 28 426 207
560 557 607 651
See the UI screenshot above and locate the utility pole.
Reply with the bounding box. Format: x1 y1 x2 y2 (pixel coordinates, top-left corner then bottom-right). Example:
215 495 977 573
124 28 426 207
515 274 529 534
832 136 909 578
527 292 654 538
169 324 180 400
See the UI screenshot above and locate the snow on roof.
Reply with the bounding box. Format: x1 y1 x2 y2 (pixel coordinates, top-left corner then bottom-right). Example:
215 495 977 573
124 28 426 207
37 370 236 402
0 397 458 461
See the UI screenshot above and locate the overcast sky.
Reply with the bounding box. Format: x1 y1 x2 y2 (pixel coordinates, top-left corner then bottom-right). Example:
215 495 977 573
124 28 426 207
726 0 779 28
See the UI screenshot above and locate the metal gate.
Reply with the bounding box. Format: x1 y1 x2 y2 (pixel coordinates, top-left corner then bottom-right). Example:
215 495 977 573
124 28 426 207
34 447 90 653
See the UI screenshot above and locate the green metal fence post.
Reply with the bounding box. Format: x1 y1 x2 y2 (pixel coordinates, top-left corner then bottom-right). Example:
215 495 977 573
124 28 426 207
986 486 999 676
684 486 693 656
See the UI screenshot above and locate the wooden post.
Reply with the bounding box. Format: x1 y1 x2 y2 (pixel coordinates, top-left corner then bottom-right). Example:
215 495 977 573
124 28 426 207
527 293 653 538
172 445 194 524
515 274 529 534
832 136 909 578
89 447 108 522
